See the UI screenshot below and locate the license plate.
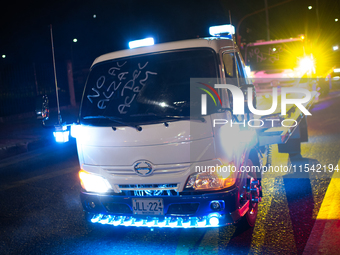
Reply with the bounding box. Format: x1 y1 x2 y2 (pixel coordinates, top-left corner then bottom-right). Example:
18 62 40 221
132 198 164 215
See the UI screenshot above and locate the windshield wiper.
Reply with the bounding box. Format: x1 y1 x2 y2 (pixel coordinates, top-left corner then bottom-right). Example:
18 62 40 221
83 116 142 131
83 115 122 120
130 113 205 122
164 115 205 122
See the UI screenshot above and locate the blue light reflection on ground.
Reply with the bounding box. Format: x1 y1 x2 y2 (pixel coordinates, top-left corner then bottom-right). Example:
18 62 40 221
312 91 340 112
312 100 333 111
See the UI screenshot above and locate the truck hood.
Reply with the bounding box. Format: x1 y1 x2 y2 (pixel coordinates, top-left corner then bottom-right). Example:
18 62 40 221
74 117 215 166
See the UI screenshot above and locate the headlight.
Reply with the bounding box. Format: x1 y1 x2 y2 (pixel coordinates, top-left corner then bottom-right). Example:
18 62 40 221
185 164 236 191
79 170 112 193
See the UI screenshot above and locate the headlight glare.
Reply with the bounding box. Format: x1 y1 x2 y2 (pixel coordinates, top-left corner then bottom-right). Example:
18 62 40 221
79 170 112 193
185 163 236 191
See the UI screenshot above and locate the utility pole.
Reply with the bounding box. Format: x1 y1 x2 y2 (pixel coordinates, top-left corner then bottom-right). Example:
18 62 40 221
67 60 76 107
50 24 62 125
236 0 294 45
315 0 320 32
264 0 270 40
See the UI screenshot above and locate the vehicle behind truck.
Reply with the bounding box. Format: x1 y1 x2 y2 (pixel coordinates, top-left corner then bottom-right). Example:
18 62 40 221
244 36 330 97
245 36 313 79
38 25 316 229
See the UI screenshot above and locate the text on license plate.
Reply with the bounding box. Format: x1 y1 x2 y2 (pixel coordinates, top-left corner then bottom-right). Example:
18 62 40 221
132 198 164 215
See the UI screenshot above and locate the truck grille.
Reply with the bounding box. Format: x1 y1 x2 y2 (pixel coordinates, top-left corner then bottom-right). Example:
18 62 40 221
117 183 179 196
105 163 190 176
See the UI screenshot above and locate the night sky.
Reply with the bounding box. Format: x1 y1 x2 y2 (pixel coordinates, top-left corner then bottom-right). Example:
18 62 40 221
0 0 339 68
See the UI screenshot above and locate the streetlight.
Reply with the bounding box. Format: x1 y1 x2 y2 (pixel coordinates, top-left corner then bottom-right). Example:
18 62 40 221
1 54 5 59
335 18 339 22
308 6 313 10
333 45 339 51
73 38 78 43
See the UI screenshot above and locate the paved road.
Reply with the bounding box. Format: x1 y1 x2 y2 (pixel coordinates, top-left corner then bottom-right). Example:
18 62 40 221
0 93 339 255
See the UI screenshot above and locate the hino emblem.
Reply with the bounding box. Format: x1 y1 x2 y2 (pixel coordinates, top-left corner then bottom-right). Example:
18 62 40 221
134 161 153 176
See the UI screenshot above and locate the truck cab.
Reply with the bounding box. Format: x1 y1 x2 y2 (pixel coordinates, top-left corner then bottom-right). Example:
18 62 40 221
34 28 316 229
72 36 264 228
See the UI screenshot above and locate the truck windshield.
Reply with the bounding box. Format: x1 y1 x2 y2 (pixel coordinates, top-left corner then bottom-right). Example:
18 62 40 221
80 48 218 126
245 40 305 71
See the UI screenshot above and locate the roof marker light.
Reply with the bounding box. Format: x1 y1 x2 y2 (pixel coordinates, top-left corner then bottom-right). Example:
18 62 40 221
209 24 235 37
128 37 154 49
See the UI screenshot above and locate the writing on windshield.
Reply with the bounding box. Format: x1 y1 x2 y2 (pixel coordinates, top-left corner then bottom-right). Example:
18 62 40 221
80 49 218 126
86 60 157 114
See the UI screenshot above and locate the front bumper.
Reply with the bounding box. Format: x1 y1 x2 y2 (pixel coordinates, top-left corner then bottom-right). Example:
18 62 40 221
80 187 249 228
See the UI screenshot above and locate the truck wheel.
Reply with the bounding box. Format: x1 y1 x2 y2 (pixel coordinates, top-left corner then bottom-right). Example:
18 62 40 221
237 158 259 228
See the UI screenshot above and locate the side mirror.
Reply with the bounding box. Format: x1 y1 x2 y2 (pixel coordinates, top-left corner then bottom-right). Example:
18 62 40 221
35 95 49 121
36 95 73 143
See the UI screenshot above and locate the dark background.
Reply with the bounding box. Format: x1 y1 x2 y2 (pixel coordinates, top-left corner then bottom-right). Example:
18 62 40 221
0 0 339 116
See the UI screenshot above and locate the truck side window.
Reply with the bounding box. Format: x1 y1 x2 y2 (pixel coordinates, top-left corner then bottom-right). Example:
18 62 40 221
223 53 245 79
222 52 246 108
223 53 234 77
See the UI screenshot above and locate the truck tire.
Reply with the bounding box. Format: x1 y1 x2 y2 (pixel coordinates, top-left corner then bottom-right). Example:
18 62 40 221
237 158 260 228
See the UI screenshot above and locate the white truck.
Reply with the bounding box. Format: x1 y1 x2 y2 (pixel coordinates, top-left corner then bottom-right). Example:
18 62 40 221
38 26 315 229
